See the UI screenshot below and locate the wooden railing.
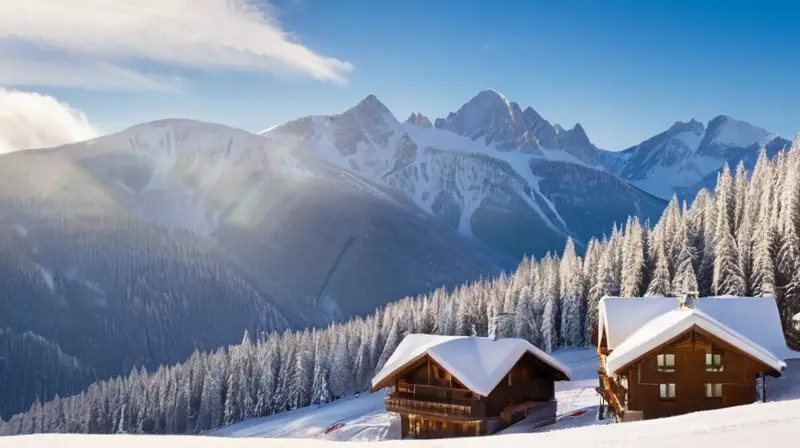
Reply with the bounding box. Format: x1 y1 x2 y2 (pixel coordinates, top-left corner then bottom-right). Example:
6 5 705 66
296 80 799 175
396 381 475 402
385 395 474 418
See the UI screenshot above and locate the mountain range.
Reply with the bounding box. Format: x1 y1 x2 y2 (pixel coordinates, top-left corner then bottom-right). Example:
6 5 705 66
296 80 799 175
0 88 791 417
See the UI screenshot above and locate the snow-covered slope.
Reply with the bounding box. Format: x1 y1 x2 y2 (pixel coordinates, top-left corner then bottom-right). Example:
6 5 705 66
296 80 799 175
0 119 509 328
10 357 799 447
214 348 600 441
265 91 665 258
602 116 790 200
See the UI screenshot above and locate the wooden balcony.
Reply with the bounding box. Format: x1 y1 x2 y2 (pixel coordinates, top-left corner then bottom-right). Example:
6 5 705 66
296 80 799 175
385 394 477 419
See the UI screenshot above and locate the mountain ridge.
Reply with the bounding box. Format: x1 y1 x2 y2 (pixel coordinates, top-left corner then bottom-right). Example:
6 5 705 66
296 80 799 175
265 91 666 258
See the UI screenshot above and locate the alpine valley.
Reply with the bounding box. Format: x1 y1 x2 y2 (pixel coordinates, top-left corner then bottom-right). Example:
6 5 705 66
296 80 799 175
0 89 788 418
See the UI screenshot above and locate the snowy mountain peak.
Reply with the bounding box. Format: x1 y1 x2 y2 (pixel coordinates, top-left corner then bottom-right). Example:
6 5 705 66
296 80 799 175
406 112 433 128
475 88 511 105
666 119 705 136
604 113 787 201
348 94 393 117
704 115 776 148
434 90 538 152
570 123 589 140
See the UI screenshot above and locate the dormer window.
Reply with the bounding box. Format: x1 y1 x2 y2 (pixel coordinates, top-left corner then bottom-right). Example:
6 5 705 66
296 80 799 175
705 351 724 372
657 354 675 372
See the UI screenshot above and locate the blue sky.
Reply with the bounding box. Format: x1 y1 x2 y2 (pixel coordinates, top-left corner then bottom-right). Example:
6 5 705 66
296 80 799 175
3 0 800 149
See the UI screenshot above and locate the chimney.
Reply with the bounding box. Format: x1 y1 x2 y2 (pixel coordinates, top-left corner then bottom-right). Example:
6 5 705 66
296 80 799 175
679 291 699 310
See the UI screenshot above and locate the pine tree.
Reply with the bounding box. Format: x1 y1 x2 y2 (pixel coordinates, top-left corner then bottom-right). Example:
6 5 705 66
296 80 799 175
329 332 353 400
585 239 608 345
752 179 777 297
540 294 557 353
672 221 699 296
559 238 584 347
713 172 746 296
697 189 717 296
513 286 539 344
620 217 646 297
646 236 671 297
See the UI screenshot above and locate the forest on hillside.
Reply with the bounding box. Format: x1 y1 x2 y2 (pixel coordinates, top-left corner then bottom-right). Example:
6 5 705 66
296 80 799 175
2 139 799 436
0 199 290 418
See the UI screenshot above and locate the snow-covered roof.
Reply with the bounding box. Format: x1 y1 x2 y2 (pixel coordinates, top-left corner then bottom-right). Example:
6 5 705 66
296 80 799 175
605 307 787 375
598 297 681 349
693 297 796 361
599 296 795 361
370 334 572 397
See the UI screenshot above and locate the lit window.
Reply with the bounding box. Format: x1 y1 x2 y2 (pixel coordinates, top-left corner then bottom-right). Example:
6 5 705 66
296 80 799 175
657 354 675 372
705 383 723 398
659 383 676 400
705 352 724 372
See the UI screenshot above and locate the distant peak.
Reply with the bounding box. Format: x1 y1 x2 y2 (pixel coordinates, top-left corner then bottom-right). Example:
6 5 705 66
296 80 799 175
358 94 384 107
348 94 392 116
667 119 705 135
406 112 433 129
474 88 509 104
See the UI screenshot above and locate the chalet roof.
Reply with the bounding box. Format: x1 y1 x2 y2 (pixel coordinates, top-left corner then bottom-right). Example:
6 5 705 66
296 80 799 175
370 334 572 397
605 306 788 375
599 296 795 361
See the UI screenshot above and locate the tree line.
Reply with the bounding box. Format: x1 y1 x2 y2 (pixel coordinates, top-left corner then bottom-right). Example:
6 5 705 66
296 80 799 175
2 138 799 436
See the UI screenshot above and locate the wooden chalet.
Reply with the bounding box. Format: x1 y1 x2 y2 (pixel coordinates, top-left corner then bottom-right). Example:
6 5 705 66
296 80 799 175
370 334 572 439
596 296 792 421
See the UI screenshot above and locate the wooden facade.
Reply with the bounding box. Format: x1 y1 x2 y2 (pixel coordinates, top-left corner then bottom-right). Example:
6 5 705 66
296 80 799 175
377 352 563 438
598 325 781 421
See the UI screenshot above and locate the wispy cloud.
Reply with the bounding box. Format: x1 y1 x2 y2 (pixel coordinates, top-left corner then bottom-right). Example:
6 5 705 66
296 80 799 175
0 0 353 91
0 88 99 153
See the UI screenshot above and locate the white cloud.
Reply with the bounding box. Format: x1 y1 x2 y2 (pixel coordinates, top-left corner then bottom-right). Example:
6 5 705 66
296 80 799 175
0 88 99 153
0 0 353 90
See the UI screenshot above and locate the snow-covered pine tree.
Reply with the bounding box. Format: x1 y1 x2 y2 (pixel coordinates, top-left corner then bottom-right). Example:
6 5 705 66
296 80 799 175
752 168 777 297
672 220 699 296
540 294 557 353
646 235 671 297
374 318 399 375
287 330 313 410
713 168 746 296
698 189 718 296
778 142 800 333
329 331 353 400
559 238 584 347
543 254 561 346
254 334 279 418
660 195 683 278
587 238 613 344
513 285 539 345
620 217 646 297
273 330 296 413
310 330 332 405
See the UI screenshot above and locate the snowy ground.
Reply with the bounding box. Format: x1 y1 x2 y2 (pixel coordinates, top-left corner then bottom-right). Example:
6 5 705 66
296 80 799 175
5 353 797 447
213 348 602 441
6 396 800 447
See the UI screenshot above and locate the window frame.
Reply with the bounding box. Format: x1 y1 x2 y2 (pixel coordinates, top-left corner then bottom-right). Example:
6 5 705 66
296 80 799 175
705 350 724 372
656 353 676 373
704 383 723 398
658 383 676 401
